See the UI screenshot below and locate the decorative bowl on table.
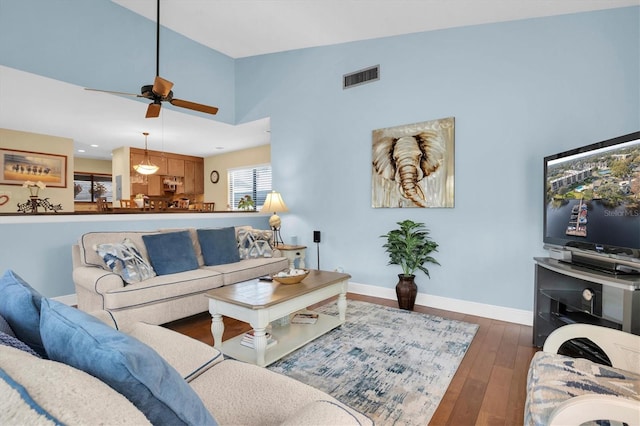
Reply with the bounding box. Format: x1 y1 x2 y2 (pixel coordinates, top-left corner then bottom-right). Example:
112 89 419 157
272 269 309 284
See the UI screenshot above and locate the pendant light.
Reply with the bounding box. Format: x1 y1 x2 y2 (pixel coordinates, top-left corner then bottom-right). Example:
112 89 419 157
133 132 159 175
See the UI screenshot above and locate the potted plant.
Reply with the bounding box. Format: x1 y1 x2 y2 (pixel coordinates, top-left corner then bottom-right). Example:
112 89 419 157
238 195 255 211
381 219 440 310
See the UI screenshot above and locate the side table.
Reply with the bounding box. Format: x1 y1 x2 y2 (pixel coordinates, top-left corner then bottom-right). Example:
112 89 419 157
277 244 306 269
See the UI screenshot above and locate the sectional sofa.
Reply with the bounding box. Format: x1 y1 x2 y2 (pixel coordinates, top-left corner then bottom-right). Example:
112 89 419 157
72 226 288 327
0 269 372 425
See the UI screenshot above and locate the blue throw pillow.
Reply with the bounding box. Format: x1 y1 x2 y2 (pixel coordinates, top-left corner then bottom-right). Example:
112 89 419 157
198 227 241 266
142 231 199 275
0 270 46 357
39 299 217 426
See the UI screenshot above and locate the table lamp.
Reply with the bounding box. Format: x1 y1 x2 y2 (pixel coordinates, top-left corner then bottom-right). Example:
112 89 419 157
261 191 288 246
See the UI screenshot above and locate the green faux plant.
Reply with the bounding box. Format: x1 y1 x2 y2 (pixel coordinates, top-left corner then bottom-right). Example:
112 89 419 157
237 195 255 211
381 219 440 277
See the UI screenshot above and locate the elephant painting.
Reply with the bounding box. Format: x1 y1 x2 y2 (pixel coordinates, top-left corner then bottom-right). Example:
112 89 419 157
372 117 454 208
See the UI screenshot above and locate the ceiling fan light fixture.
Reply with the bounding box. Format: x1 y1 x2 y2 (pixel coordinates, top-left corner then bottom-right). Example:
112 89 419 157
133 132 159 175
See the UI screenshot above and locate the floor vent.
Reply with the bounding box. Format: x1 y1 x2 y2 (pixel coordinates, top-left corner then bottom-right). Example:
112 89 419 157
343 65 380 89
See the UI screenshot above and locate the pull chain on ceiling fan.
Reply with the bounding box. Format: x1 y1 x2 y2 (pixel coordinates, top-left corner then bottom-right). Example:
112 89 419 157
85 0 219 118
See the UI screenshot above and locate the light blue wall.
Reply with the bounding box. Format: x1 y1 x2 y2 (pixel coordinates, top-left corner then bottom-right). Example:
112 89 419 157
0 4 638 311
235 7 640 311
0 0 236 123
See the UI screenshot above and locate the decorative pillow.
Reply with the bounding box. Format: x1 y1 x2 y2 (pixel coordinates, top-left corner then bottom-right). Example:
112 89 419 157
0 331 40 357
0 345 152 425
0 270 46 358
95 238 156 284
236 228 273 259
0 314 15 337
0 366 62 425
197 227 241 266
142 231 199 275
39 299 218 426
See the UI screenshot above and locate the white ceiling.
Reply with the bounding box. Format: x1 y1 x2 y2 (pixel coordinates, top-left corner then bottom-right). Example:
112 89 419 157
1 0 637 160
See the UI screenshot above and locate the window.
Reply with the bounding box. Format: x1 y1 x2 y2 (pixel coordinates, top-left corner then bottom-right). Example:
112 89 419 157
73 173 113 203
228 164 272 210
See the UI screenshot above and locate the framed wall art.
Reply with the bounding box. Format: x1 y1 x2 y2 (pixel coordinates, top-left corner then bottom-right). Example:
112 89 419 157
0 148 67 188
372 116 454 208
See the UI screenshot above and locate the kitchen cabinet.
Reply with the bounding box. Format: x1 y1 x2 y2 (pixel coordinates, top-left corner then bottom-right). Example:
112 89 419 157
167 158 184 177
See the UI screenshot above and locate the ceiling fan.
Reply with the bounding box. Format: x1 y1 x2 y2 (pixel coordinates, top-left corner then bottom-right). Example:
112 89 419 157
85 0 218 118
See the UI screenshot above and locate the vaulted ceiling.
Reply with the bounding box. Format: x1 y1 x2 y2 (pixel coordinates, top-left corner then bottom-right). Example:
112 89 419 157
1 0 637 160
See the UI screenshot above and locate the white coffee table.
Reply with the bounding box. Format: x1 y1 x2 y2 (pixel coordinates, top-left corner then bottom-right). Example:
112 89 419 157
206 270 349 367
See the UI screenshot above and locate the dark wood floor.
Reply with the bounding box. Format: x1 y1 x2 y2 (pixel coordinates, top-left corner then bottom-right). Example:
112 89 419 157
164 293 539 426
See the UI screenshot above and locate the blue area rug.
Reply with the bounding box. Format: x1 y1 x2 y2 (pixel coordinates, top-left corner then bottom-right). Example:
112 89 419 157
267 300 478 426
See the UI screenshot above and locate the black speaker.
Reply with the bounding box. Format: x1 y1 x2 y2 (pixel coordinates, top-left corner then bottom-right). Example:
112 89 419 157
313 231 321 243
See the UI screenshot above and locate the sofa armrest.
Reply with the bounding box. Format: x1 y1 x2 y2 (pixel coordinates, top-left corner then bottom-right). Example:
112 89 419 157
280 400 372 426
72 266 125 294
126 322 223 382
543 324 640 373
548 394 640 425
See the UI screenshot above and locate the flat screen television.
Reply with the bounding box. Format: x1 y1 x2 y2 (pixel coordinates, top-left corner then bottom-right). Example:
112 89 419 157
543 131 640 274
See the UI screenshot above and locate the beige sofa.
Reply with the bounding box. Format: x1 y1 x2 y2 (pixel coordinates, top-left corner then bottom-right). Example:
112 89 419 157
72 226 289 327
0 268 372 425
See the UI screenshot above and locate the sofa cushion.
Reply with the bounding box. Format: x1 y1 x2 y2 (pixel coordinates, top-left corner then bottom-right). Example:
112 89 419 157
40 299 218 426
143 231 199 275
101 268 224 310
204 257 289 286
191 359 372 426
127 322 223 382
525 351 640 426
281 400 366 426
0 270 46 358
0 345 151 425
198 227 241 266
95 238 156 284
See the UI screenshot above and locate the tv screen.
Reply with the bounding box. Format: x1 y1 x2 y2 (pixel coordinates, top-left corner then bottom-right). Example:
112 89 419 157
543 131 640 269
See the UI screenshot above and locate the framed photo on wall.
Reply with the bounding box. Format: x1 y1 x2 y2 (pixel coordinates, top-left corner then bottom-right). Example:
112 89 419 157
0 148 67 188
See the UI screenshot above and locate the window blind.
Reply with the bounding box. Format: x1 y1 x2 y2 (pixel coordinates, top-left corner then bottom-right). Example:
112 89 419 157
228 165 272 210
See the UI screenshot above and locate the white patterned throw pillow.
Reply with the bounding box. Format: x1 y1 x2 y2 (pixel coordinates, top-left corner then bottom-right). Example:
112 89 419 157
237 228 273 259
95 238 156 284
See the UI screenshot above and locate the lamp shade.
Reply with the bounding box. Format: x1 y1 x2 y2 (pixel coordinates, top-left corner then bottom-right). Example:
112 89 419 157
133 161 159 175
261 191 288 213
133 132 159 175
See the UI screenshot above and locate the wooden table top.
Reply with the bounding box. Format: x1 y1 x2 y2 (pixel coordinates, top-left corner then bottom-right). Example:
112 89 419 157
205 270 351 309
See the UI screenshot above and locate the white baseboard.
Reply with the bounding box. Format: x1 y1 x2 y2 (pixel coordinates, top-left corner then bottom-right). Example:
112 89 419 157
51 293 77 306
347 281 533 326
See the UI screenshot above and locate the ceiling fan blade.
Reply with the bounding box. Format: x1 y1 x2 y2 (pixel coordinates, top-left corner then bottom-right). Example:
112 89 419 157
152 76 173 98
85 88 141 97
170 98 219 115
146 102 162 118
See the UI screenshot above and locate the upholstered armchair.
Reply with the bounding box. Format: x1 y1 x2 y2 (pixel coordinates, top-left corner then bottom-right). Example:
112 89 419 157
525 323 640 425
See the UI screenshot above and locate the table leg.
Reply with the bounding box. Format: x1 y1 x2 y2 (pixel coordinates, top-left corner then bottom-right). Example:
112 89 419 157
298 251 306 268
251 327 268 367
211 313 224 348
337 291 347 322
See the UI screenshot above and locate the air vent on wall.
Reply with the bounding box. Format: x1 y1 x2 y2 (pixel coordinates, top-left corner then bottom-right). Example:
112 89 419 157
343 65 380 89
